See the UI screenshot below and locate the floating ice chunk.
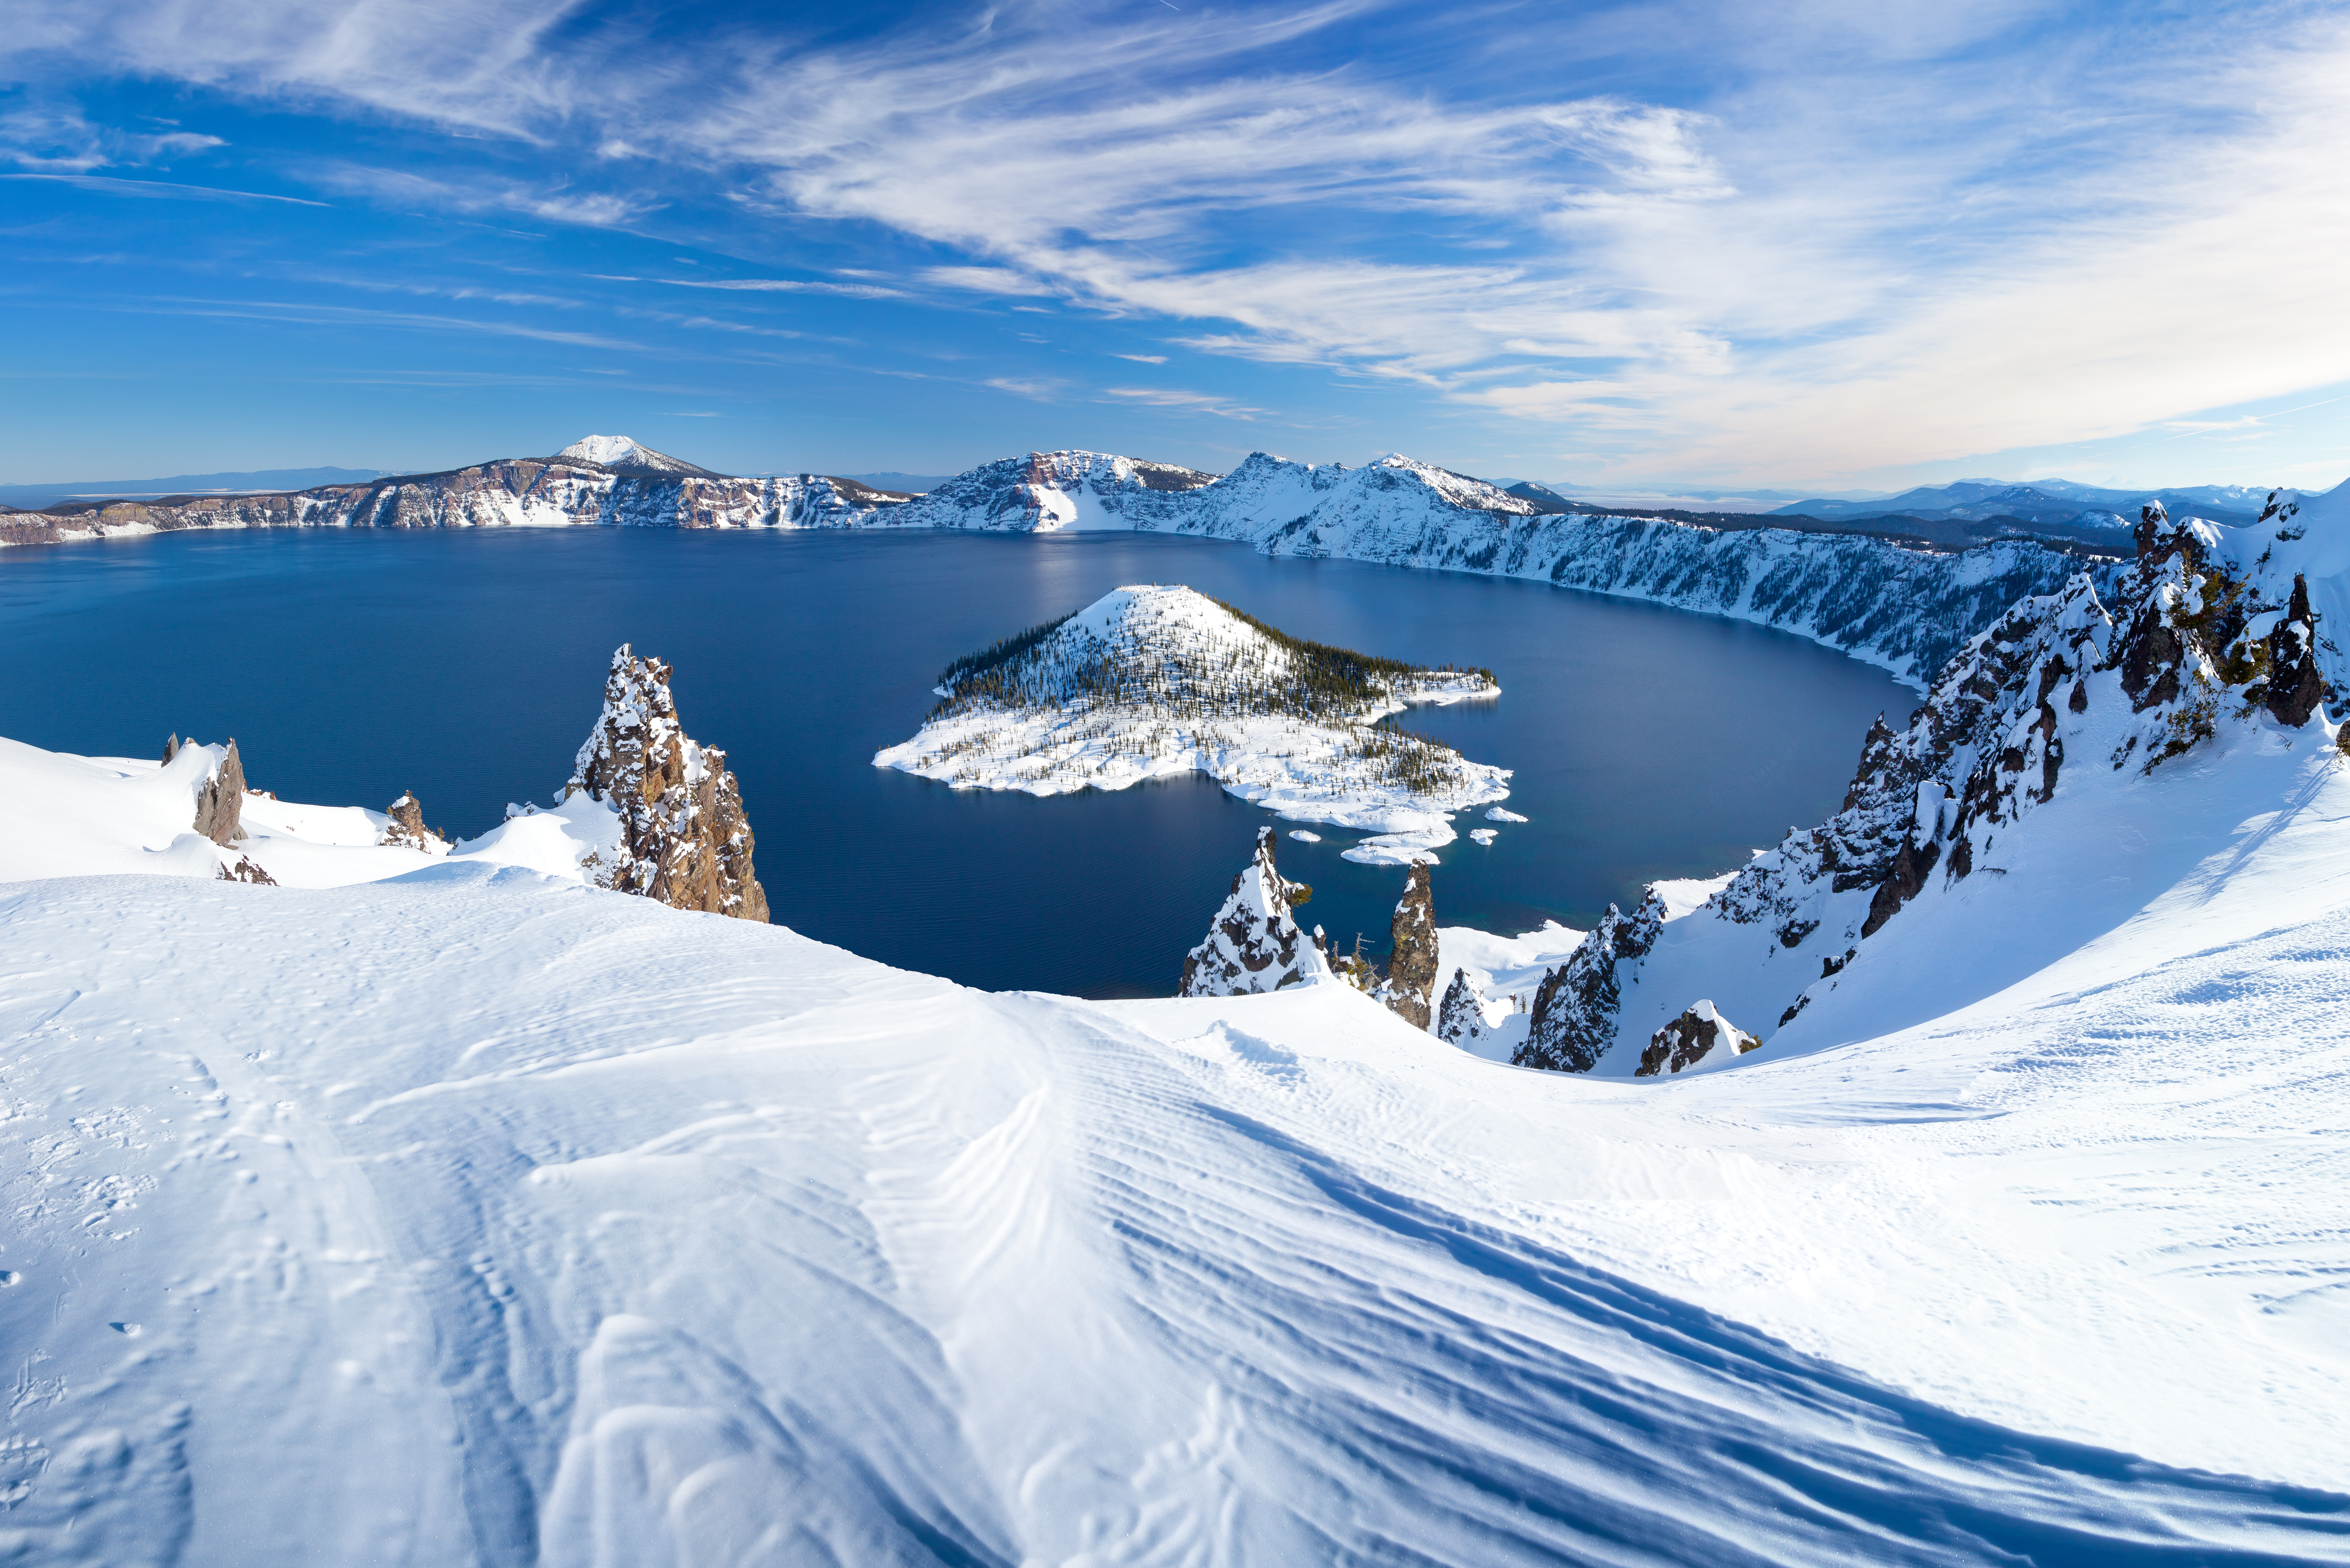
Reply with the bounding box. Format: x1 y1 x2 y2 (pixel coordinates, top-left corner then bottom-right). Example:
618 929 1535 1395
1470 828 1497 845
1342 826 1448 866
1485 806 1528 823
1289 830 1322 842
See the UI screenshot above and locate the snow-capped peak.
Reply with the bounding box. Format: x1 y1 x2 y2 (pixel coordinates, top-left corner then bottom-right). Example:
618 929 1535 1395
553 434 719 477
558 434 648 466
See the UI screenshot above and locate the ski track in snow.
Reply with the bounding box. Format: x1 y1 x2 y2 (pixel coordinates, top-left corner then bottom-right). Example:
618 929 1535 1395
1 858 2346 1562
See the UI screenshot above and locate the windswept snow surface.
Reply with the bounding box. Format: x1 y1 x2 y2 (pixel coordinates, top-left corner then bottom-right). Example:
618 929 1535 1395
4 845 2349 1559
875 585 1509 860
0 735 620 891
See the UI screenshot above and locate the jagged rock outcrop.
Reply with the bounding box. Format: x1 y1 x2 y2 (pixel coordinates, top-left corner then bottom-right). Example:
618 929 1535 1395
1516 897 1664 1073
567 646 770 922
218 853 276 885
2264 574 2325 728
191 740 247 847
1511 505 2311 1075
1178 827 1330 996
378 792 448 855
1380 861 1439 1029
1436 968 1496 1048
1636 1001 1757 1076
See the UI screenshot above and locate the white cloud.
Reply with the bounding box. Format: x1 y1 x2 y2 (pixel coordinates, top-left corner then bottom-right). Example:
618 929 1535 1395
1101 386 1267 420
1113 353 1168 364
13 0 2350 482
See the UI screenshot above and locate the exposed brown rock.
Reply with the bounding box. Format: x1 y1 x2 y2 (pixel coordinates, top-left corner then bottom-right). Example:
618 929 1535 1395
568 645 770 922
379 792 446 854
218 853 277 886
1635 1001 1758 1077
191 740 247 847
1382 861 1439 1030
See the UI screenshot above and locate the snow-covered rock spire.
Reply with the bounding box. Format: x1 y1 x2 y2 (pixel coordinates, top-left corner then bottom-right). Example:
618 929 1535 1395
1178 827 1331 995
1435 967 1497 1049
567 646 770 922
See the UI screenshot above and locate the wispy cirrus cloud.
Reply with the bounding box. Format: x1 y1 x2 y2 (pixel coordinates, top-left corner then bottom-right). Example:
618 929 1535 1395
591 273 902 300
1101 386 1268 420
8 0 2350 485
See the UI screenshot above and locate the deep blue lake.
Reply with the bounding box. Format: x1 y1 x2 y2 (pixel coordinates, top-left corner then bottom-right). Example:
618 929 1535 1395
0 528 1911 996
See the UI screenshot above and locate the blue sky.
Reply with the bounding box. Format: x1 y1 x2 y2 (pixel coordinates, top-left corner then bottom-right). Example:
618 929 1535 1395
4 0 2347 491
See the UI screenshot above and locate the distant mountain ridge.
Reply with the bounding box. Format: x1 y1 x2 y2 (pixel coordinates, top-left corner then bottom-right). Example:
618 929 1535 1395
10 433 2341 692
1768 477 2300 531
0 465 390 507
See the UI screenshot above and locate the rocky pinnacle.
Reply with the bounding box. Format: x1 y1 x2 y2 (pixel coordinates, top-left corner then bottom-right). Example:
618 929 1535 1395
567 645 770 923
1178 827 1328 996
1383 860 1439 1030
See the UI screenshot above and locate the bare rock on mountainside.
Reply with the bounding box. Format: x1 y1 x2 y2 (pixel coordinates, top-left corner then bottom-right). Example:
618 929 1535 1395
1381 861 1439 1029
219 852 277 885
1636 1001 1758 1076
2265 574 2326 728
1517 899 1663 1073
1179 827 1329 996
190 739 247 847
567 646 770 923
378 792 448 855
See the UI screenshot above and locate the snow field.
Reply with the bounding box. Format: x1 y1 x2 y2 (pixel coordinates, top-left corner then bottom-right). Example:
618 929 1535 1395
4 867 2344 1563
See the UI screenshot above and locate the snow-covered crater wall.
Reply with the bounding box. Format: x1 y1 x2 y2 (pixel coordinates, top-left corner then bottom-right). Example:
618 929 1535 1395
888 450 2125 689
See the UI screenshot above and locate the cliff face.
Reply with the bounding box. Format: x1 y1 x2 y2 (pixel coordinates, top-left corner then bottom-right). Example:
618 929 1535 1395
567 646 770 923
894 449 2114 685
1178 827 1330 996
1516 506 2331 1076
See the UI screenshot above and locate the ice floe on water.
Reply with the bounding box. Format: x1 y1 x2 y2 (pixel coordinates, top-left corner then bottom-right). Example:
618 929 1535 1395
1469 828 1497 845
876 584 1511 849
1485 805 1529 822
1288 829 1322 842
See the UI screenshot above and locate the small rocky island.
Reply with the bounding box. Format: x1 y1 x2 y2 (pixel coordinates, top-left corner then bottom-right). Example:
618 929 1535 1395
875 584 1511 862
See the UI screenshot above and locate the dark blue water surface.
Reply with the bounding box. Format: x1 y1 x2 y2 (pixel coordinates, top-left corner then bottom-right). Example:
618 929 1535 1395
0 529 1911 996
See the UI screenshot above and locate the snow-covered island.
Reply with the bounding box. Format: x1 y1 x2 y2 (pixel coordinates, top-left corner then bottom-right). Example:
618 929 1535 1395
874 584 1510 863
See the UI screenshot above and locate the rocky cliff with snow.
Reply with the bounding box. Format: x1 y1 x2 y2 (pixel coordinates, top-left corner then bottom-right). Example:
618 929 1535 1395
1178 826 1330 994
877 584 1508 860
0 436 905 546
877 447 2127 685
562 645 770 923
21 432 2348 699
1513 501 2338 1076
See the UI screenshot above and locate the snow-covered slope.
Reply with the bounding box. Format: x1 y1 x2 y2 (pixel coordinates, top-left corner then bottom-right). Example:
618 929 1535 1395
883 449 1218 531
1512 504 2347 1078
2213 477 2350 694
4 754 2348 1558
552 433 718 477
875 584 1508 861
